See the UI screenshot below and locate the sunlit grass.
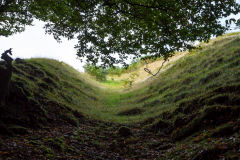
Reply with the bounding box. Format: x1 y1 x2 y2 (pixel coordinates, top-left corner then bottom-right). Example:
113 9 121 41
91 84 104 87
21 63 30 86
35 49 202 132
11 33 240 124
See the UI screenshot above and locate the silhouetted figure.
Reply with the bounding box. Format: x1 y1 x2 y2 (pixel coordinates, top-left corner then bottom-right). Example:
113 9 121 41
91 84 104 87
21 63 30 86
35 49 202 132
0 48 13 106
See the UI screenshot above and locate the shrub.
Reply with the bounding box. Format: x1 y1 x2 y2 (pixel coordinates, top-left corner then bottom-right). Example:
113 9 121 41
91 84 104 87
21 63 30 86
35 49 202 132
83 63 107 81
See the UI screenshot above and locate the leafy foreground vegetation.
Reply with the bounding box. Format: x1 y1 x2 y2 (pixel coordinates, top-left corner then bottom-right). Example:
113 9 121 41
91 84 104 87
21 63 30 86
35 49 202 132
1 34 240 159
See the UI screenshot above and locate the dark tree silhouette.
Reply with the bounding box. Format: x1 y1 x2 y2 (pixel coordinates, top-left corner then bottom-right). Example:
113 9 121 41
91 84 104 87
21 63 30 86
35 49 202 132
0 48 13 106
1 1 240 66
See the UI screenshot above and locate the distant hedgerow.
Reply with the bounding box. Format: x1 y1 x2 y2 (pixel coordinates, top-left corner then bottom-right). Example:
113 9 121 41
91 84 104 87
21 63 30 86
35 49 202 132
83 63 107 81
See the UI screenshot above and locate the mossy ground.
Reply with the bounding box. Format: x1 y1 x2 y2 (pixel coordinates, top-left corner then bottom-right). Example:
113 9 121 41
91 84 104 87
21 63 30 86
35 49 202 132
0 33 240 159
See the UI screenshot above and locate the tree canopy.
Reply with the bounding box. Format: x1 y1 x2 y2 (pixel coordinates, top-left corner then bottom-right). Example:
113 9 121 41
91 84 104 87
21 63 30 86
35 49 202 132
1 0 240 67
0 0 32 36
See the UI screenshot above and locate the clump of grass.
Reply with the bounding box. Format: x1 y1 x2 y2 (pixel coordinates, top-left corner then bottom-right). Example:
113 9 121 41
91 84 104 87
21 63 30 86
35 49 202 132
40 145 54 158
43 136 66 152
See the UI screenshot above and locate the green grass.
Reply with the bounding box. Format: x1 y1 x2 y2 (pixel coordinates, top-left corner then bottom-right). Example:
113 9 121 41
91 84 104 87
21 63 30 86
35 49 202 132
101 80 125 88
18 58 100 110
89 33 240 123
9 33 240 125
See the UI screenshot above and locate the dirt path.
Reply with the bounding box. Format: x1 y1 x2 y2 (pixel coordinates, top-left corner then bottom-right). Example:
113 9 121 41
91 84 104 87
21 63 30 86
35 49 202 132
1 116 239 159
0 119 172 159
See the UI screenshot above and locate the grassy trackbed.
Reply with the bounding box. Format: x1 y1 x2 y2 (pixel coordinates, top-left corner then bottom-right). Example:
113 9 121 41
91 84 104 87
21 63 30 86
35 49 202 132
0 33 240 159
92 33 240 124
4 33 240 125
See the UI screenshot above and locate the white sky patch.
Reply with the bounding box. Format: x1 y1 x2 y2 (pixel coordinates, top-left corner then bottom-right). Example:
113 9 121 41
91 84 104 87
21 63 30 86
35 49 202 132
0 20 83 71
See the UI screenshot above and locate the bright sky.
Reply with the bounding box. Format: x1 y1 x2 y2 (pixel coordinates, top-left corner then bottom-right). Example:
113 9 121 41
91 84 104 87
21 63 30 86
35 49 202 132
1 9 240 72
0 20 83 71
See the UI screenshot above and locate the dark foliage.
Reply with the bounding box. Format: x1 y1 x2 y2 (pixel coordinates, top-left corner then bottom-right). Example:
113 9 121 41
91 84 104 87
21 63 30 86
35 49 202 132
1 0 240 66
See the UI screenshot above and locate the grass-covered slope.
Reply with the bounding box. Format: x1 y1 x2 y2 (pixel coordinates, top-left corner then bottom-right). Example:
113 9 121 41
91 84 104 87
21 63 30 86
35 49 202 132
0 58 101 134
1 33 240 129
0 33 239 159
92 34 240 158
92 34 240 124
